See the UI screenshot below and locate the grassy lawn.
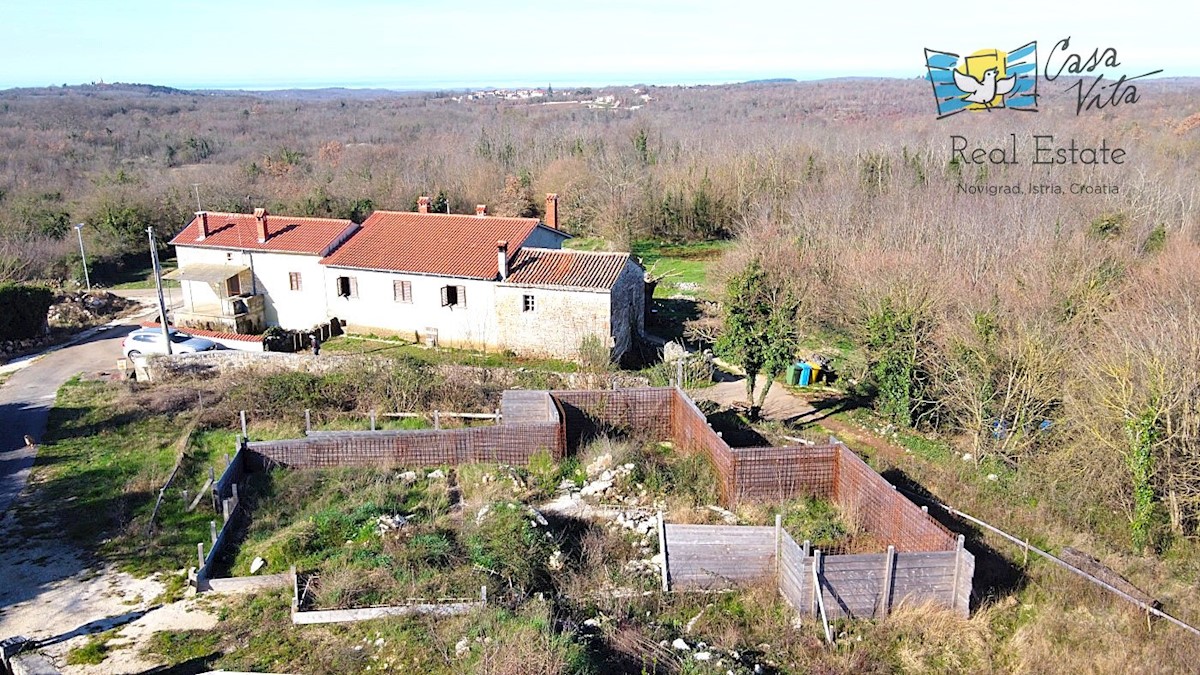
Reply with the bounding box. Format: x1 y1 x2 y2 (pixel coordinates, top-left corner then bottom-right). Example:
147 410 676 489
107 255 180 290
25 377 300 575
566 237 731 300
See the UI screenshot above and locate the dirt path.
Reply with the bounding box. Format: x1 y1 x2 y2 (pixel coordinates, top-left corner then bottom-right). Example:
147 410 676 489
691 375 815 422
1 315 217 671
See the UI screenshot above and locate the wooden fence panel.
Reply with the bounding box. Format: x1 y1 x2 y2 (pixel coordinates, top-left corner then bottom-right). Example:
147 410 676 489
665 525 776 589
779 532 810 611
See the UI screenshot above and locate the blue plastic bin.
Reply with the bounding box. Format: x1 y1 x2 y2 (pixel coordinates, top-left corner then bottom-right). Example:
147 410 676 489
798 363 813 386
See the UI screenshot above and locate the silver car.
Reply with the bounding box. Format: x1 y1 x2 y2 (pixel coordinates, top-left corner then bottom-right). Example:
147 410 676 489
122 328 218 358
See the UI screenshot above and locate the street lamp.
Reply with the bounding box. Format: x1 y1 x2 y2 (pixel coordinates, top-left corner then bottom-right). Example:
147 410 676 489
74 223 91 291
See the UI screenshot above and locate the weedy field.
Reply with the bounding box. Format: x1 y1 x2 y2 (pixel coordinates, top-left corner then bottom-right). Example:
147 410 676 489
21 363 1200 674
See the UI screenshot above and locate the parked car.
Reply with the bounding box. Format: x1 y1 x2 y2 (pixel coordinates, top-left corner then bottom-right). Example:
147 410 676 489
122 328 218 358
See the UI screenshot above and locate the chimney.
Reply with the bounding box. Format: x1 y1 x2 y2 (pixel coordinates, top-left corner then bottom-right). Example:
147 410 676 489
497 240 509 281
195 211 209 240
254 208 268 243
544 193 559 229
417 196 430 214
476 204 487 217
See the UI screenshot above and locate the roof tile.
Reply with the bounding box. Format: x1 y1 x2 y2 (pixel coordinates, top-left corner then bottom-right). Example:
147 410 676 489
170 212 355 256
503 248 634 290
320 211 542 279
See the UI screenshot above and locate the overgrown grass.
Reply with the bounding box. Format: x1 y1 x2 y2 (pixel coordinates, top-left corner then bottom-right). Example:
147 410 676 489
321 335 580 373
25 377 236 574
219 465 576 608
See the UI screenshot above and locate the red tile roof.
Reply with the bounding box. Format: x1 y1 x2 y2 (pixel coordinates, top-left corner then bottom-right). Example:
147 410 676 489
503 248 634 290
170 211 356 256
320 211 542 279
140 322 264 342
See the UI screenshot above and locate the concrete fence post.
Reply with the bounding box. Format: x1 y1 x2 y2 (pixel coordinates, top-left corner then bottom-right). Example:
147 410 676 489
370 410 376 431
210 520 217 544
434 410 441 430
292 565 300 613
481 585 488 604
240 410 248 439
774 514 783 582
305 409 311 434
197 542 205 569
951 534 965 614
222 498 232 523
811 549 822 615
657 510 670 592
879 545 896 618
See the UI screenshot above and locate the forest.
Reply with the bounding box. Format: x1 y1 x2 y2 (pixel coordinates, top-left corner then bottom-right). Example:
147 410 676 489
3 76 1200 564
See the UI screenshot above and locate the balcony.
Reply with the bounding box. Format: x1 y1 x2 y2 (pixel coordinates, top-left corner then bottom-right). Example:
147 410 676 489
174 294 265 334
166 264 265 335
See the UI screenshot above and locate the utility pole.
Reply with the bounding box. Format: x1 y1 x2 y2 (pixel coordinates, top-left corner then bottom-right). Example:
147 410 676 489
147 226 172 355
74 223 90 291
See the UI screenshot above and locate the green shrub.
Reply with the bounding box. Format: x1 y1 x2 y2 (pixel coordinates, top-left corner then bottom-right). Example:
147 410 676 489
466 502 555 597
0 282 53 340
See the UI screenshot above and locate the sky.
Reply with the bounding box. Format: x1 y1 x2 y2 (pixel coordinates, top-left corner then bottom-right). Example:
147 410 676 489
1 0 1197 90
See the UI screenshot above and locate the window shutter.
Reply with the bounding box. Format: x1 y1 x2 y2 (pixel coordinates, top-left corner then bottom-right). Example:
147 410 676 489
337 277 348 297
403 281 412 302
349 277 358 298
457 285 466 308
441 285 450 307
393 280 404 302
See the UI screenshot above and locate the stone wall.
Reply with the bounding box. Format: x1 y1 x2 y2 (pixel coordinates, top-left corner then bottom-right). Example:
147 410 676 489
608 259 646 360
494 285 612 360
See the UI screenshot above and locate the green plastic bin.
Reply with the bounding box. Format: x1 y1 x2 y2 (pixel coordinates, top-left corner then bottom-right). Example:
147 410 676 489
786 363 800 385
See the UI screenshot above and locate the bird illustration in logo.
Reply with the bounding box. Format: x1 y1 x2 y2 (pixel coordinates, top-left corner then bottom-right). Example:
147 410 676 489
952 67 1016 109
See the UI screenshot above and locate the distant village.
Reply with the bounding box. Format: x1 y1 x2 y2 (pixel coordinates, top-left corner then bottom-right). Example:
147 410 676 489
452 86 653 110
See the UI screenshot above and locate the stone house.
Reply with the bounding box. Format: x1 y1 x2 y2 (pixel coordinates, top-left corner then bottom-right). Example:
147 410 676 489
168 196 646 360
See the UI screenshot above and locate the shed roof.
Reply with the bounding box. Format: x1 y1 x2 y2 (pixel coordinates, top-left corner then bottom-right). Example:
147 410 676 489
503 248 634 290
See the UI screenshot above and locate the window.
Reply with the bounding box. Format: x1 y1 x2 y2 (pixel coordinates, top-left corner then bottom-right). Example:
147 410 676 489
393 279 412 303
289 272 302 291
440 284 466 308
226 274 240 297
523 294 535 312
336 275 358 298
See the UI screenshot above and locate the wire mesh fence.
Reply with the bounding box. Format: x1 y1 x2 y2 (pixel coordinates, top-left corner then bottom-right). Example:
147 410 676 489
242 386 955 554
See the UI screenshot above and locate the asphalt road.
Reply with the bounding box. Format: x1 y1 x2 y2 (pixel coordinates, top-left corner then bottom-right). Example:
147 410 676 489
0 324 136 515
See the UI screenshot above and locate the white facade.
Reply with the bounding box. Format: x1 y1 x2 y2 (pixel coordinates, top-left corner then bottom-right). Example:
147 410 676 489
323 268 500 350
174 245 329 330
